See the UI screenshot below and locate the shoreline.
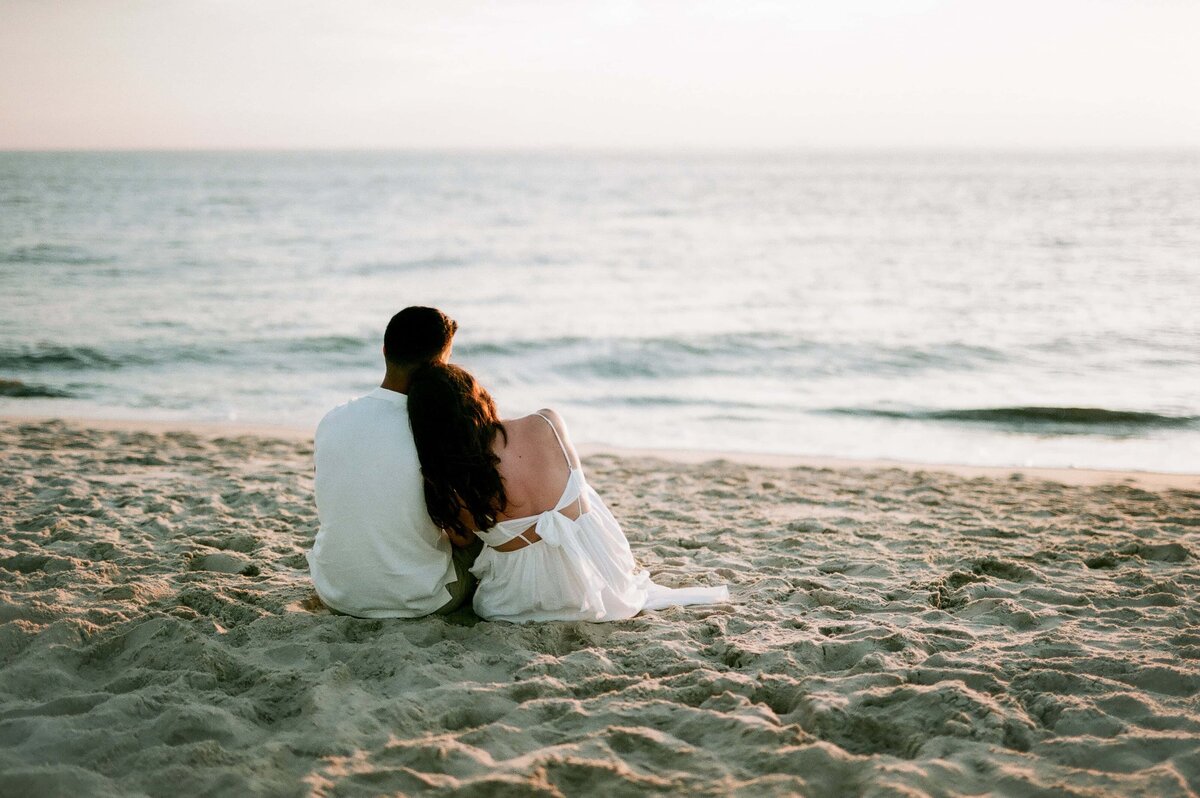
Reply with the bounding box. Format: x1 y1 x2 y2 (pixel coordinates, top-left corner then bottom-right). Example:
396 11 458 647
2 412 1196 491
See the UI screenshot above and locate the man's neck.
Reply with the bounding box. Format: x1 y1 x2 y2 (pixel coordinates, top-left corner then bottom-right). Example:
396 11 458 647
380 367 412 394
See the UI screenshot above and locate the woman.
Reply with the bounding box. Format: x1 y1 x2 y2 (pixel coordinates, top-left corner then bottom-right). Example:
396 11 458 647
407 362 729 623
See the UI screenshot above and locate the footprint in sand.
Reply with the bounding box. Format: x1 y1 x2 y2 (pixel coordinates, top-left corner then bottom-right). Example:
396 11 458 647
186 551 261 576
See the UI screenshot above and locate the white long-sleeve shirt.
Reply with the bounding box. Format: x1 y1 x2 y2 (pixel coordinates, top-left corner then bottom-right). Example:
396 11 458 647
307 387 455 617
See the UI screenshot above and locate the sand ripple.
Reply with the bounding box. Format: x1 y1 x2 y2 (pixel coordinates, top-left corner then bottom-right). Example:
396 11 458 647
1 420 1198 796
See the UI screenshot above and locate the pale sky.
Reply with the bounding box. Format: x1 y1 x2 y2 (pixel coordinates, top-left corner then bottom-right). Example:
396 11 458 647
1 0 1198 150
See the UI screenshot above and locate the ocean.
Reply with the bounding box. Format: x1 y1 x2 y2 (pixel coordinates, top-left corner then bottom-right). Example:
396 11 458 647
2 150 1198 472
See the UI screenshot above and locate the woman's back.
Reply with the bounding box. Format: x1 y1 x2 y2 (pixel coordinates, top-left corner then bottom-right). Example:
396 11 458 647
492 409 583 527
469 408 728 622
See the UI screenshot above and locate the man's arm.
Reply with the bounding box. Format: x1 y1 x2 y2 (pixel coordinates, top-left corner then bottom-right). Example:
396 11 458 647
445 503 479 548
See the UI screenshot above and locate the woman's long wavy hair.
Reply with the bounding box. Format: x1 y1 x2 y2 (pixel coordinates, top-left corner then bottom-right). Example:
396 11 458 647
407 362 507 538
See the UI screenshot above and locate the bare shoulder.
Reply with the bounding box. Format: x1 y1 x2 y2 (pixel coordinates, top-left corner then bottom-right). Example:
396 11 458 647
534 407 580 465
500 410 570 443
535 407 573 438
536 406 566 425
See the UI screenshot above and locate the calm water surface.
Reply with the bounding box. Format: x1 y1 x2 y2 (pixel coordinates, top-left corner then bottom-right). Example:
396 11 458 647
2 151 1198 471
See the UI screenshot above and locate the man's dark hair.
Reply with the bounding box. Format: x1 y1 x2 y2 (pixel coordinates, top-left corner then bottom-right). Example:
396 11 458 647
383 306 457 366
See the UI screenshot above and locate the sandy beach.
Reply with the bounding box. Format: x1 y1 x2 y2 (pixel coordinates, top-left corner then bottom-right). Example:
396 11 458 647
1 417 1198 796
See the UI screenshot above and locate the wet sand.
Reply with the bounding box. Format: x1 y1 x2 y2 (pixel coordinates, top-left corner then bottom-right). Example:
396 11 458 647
1 418 1198 796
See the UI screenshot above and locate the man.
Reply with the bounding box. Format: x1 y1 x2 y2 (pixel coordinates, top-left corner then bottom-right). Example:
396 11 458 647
307 306 480 617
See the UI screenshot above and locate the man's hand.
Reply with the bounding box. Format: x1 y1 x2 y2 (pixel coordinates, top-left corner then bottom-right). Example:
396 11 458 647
445 528 474 548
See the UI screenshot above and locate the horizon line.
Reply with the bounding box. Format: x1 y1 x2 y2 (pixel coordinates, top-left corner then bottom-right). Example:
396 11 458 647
4 144 1200 155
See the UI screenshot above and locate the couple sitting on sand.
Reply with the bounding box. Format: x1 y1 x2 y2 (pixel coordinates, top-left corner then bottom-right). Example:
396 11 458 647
306 307 728 622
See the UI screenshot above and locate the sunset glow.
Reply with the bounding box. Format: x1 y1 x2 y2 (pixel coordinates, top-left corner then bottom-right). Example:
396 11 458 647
2 0 1198 150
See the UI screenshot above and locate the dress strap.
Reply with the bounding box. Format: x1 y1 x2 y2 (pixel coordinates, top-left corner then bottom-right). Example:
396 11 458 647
535 412 572 469
536 411 584 517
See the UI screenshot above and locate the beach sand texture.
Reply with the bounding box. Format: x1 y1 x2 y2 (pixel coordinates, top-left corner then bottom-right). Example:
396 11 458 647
1 419 1198 797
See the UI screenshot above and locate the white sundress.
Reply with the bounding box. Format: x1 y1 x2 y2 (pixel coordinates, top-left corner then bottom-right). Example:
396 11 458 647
470 413 730 623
